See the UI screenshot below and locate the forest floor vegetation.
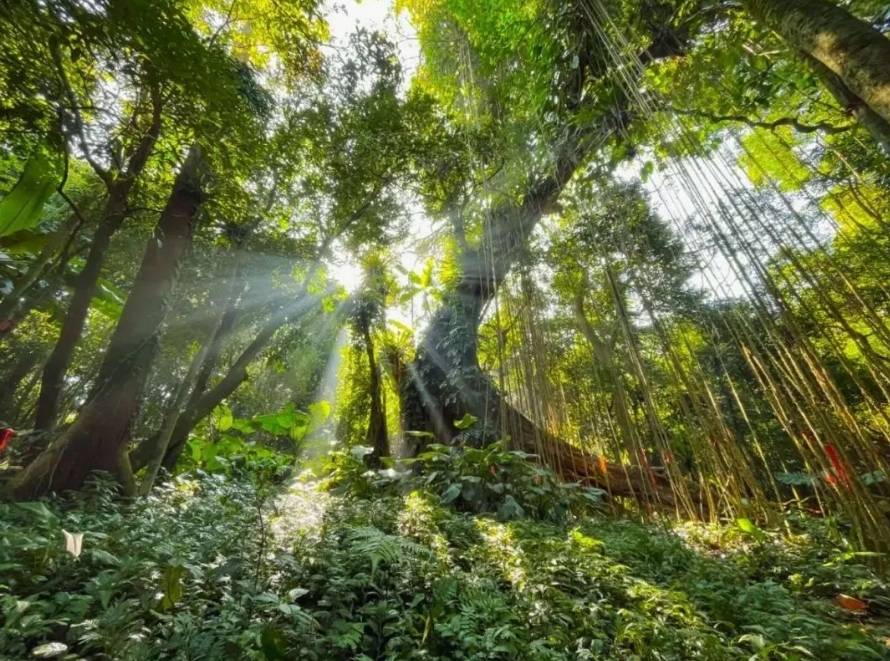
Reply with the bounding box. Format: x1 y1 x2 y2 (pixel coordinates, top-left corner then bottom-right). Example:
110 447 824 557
2 450 890 660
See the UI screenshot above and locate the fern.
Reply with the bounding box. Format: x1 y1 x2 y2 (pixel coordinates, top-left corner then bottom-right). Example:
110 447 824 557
345 525 433 574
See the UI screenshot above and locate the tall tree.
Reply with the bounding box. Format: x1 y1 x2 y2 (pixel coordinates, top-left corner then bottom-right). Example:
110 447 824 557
397 0 696 502
12 149 205 498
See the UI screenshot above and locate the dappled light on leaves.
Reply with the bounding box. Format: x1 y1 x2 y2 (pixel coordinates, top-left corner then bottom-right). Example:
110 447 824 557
3 0 890 657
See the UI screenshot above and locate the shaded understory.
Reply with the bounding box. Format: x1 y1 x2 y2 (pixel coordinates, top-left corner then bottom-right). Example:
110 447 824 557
2 472 889 661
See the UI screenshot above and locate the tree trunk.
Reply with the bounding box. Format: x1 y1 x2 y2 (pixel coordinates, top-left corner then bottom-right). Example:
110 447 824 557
362 323 390 466
33 189 128 430
399 33 690 504
743 0 890 128
402 317 681 506
137 321 215 495
572 290 642 456
11 149 204 499
0 210 84 343
135 246 246 490
802 53 890 153
128 291 323 473
0 348 42 418
399 133 662 493
33 87 162 430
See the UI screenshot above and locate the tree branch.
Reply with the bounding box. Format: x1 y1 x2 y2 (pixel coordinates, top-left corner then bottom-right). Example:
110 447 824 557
50 39 113 186
670 106 854 135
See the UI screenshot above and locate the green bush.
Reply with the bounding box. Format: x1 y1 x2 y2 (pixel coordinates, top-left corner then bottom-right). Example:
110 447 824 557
323 440 605 523
2 463 888 660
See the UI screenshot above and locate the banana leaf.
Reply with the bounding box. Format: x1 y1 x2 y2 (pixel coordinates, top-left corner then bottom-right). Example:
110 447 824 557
0 152 62 238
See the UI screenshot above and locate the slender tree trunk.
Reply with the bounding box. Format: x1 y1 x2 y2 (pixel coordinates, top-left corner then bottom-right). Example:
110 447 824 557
11 149 204 499
137 323 215 495
135 247 246 490
362 323 389 466
743 0 890 128
0 211 84 342
572 291 641 454
128 291 322 473
181 251 250 417
33 189 128 430
0 348 42 417
33 87 162 430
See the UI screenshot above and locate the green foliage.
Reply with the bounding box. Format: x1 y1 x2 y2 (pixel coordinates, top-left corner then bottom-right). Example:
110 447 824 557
0 472 289 660
4 469 888 660
319 438 607 526
181 401 331 477
406 441 606 523
0 152 63 238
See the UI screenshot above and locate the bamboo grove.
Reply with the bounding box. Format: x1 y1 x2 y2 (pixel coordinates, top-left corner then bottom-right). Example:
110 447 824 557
2 0 890 556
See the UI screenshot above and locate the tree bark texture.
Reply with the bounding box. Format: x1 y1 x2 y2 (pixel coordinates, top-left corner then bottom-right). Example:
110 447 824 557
11 149 204 499
802 53 890 153
33 87 162 430
744 0 890 127
362 323 390 466
33 189 129 430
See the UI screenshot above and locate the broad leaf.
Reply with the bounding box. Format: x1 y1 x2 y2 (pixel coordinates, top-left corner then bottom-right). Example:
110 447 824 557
0 152 61 238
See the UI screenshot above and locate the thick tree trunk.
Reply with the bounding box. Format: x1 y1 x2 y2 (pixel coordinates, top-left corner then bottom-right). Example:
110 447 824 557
400 21 694 505
399 135 656 490
743 0 890 128
362 324 390 466
802 53 890 153
402 320 680 506
11 150 203 499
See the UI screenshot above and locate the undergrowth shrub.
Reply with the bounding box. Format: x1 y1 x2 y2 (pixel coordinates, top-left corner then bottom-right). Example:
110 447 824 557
2 453 889 661
323 440 606 523
0 472 295 660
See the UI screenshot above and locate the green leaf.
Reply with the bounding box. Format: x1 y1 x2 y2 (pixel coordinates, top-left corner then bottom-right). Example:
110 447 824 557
261 625 288 660
159 565 187 610
89 549 121 566
497 495 525 521
254 413 287 435
290 423 309 442
0 152 61 238
31 642 68 659
214 404 234 432
308 400 331 429
737 518 763 539
441 482 462 504
234 420 256 434
453 413 477 430
14 501 58 522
